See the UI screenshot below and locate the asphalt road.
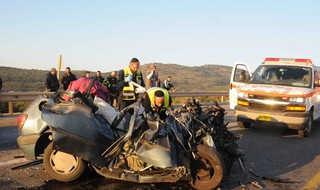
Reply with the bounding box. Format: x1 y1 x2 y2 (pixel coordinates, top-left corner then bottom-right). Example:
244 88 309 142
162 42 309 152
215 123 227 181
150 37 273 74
1 105 320 190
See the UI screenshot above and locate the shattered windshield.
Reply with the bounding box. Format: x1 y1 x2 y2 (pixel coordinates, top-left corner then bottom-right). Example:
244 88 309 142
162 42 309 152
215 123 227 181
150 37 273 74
249 65 312 88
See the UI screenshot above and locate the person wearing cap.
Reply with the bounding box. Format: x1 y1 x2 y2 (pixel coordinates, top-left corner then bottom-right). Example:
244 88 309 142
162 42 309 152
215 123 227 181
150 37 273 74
61 67 77 90
117 58 145 110
142 87 172 121
45 68 60 92
146 65 160 89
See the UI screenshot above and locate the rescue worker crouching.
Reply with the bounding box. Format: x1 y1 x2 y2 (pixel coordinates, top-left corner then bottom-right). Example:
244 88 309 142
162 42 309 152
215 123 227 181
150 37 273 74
142 87 172 121
117 58 146 111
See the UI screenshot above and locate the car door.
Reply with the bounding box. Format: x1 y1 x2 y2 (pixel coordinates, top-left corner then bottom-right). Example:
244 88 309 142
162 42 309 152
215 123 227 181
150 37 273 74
229 62 252 109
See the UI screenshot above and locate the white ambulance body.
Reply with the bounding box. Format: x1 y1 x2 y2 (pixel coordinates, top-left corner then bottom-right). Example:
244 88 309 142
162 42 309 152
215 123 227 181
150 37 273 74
229 58 320 137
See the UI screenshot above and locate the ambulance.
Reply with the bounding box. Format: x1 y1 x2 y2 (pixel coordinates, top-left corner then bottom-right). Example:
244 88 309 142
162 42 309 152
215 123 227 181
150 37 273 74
229 58 320 137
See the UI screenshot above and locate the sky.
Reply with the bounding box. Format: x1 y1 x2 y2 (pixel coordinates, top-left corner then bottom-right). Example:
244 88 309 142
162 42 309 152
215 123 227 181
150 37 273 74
0 0 319 73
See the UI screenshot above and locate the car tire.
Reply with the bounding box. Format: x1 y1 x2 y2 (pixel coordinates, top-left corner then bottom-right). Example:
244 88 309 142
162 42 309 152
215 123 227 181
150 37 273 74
237 121 251 128
298 111 313 137
190 144 225 190
43 142 87 182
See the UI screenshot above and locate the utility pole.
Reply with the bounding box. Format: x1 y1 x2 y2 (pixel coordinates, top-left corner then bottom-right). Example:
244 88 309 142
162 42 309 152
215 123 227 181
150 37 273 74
57 54 63 80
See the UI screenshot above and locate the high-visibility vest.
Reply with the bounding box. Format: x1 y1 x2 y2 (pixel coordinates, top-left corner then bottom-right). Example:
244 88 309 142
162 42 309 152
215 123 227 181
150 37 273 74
122 67 143 100
147 87 170 112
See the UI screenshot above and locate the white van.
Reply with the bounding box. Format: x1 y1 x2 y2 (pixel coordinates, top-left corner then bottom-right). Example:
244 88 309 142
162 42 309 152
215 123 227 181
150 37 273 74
229 58 320 137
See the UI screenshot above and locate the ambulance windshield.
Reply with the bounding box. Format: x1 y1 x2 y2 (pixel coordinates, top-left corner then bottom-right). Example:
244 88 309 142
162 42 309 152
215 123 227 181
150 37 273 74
250 65 312 88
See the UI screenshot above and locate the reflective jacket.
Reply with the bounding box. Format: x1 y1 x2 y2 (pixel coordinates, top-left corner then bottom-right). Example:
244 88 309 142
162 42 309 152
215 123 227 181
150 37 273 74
122 67 143 100
146 87 170 112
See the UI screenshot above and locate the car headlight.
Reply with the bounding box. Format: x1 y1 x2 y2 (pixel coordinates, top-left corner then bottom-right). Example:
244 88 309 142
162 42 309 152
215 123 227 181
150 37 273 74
289 97 305 103
238 92 248 98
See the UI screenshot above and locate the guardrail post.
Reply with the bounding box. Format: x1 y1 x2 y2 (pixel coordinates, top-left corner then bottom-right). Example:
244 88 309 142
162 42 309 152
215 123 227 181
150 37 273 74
221 96 224 102
8 101 13 115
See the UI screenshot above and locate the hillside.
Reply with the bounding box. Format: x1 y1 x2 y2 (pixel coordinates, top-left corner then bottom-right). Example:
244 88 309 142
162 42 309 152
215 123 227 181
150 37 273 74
0 63 232 92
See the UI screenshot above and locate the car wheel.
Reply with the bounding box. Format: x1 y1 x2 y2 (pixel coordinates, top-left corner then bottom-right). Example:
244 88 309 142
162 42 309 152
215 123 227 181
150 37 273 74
190 145 225 190
237 121 251 128
298 111 313 137
43 142 87 182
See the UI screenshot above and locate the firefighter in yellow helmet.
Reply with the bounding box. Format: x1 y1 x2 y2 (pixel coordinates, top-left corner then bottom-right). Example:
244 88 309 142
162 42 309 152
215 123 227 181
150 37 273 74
117 58 145 110
142 87 172 121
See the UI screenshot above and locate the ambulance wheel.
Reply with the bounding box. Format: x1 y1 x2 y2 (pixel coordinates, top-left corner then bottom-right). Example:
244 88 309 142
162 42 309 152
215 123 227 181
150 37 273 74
298 111 313 137
237 121 251 128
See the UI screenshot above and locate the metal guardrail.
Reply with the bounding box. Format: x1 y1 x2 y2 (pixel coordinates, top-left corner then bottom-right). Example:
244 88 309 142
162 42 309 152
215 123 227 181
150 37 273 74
170 91 228 97
0 92 54 115
0 91 228 115
0 92 54 101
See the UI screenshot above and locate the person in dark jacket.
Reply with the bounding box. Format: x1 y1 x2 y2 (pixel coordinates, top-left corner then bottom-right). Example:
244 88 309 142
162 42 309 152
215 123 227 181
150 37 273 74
0 76 2 116
117 58 145 110
0 76 2 91
95 71 105 83
103 71 119 107
45 68 60 92
61 67 77 90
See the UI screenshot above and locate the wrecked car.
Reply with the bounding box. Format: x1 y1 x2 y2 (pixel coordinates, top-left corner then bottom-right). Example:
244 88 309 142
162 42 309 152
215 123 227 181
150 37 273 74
16 82 234 189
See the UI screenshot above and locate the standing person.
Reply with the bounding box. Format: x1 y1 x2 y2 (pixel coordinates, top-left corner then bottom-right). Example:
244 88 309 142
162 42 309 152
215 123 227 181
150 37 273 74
162 76 176 91
103 71 119 107
0 76 2 91
0 76 2 116
45 68 60 92
84 71 91 78
142 87 172 121
146 65 160 89
95 71 105 83
61 67 77 90
117 58 145 110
